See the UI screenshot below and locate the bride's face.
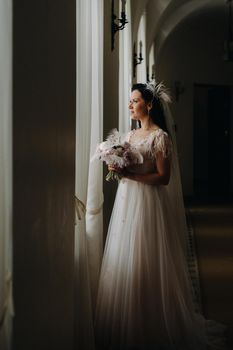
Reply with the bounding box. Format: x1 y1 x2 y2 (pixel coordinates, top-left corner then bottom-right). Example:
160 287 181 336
128 90 149 120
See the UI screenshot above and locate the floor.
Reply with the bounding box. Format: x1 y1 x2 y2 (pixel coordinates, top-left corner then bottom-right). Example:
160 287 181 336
187 202 233 347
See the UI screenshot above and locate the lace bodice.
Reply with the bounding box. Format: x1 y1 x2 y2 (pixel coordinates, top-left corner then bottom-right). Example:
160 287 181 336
125 128 172 174
128 128 171 156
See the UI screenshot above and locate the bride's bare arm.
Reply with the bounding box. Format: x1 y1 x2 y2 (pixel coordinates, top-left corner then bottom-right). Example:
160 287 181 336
123 151 171 186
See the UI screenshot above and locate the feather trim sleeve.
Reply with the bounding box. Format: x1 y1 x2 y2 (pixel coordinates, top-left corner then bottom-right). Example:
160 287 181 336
151 129 172 158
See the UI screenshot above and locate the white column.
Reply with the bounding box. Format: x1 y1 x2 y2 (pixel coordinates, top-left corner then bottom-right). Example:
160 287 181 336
0 1 13 349
137 11 147 83
149 42 155 82
119 0 132 133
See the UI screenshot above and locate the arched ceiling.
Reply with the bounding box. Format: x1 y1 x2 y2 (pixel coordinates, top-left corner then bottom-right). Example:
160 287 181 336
130 0 149 42
146 0 172 53
153 0 227 60
131 0 229 59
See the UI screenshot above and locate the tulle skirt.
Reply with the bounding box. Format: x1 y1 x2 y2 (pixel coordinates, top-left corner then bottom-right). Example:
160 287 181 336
94 179 226 350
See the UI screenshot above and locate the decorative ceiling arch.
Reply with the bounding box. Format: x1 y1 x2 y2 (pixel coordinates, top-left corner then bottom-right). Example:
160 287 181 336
130 0 150 43
130 0 227 67
146 0 172 56
149 0 226 60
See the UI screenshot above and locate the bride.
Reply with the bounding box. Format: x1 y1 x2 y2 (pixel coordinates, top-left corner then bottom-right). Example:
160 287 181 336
94 83 227 350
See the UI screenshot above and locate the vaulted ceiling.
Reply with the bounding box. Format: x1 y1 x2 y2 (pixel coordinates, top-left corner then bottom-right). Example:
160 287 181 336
131 0 229 59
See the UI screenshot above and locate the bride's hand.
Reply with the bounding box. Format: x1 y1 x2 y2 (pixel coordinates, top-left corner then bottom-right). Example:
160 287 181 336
108 165 121 173
108 165 131 178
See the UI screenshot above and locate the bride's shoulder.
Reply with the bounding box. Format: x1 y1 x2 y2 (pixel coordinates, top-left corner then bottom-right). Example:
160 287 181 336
152 129 172 157
153 128 170 140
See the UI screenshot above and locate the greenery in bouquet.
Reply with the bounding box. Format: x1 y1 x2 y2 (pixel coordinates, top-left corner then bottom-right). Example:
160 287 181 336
91 129 143 182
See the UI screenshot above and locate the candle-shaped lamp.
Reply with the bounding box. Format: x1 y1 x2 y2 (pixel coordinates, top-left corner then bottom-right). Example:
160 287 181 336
139 40 143 59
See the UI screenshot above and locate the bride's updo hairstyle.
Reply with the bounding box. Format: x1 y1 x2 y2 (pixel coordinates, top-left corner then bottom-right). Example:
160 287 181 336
132 82 170 133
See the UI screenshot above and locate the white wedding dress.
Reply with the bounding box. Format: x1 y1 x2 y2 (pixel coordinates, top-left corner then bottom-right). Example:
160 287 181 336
94 129 227 350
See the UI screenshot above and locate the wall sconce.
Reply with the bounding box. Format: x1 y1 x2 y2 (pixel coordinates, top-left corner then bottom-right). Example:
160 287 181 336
174 81 185 101
133 41 144 77
146 66 150 82
151 64 156 81
147 64 156 83
223 0 233 61
111 0 128 51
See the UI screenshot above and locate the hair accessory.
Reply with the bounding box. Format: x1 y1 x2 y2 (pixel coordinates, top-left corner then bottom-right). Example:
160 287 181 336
145 81 172 104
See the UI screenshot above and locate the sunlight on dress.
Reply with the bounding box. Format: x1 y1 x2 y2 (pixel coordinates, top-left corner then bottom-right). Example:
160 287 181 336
94 129 227 350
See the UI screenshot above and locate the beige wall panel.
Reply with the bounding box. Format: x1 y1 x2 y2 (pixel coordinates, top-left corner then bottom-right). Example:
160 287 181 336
13 1 76 349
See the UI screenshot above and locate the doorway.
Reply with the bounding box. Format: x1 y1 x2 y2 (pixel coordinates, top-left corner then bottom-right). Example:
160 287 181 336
193 84 232 199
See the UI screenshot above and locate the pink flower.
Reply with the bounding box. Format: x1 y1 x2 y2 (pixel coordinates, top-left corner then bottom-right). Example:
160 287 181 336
91 129 143 181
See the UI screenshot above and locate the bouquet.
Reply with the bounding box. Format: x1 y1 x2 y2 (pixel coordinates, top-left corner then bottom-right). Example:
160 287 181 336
92 129 143 181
